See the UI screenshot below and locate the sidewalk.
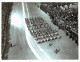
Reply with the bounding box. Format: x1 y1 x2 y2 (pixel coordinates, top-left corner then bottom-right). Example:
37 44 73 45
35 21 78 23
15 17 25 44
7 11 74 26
8 2 37 60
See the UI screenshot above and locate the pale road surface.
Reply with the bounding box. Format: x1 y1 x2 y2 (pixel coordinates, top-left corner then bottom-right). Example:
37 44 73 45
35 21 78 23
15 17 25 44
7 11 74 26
8 2 78 60
8 2 37 60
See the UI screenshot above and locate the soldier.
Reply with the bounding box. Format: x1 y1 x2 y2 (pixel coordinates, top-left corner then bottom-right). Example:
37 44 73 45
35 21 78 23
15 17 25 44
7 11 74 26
49 43 53 46
54 49 60 54
10 43 16 47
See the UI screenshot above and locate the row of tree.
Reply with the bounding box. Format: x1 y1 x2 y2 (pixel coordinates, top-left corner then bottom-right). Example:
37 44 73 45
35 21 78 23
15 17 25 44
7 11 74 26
2 2 13 59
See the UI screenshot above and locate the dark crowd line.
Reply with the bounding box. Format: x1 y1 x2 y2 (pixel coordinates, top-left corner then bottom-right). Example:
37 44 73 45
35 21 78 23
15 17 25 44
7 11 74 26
25 17 62 44
40 2 78 45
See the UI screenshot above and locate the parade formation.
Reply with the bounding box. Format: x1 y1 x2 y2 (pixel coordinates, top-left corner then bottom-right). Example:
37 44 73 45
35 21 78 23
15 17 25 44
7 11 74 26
25 17 62 44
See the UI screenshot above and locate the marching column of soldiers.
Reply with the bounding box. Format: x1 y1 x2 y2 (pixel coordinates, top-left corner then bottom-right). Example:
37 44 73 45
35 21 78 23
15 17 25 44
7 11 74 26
25 17 62 44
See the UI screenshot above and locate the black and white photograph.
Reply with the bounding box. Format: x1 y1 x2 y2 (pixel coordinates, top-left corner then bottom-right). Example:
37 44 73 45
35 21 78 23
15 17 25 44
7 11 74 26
1 1 79 61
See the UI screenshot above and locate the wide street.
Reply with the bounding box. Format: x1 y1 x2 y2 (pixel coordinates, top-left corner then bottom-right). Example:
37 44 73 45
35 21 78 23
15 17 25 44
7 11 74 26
8 2 78 60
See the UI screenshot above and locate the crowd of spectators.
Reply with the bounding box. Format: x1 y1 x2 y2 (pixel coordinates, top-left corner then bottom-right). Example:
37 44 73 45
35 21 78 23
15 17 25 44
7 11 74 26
2 2 13 59
40 2 78 45
25 17 62 44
